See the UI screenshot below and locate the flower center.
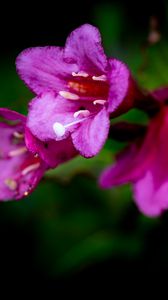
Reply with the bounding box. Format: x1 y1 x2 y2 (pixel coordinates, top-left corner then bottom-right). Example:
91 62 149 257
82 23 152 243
68 74 109 99
54 71 109 139
59 72 109 102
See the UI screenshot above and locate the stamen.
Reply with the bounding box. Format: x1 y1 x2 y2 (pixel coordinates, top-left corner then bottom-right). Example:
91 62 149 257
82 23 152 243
53 122 66 137
92 75 107 81
59 91 79 100
13 131 24 139
73 110 90 118
24 191 29 196
93 100 106 105
9 146 27 157
53 114 93 138
72 71 89 77
21 162 40 176
5 178 17 190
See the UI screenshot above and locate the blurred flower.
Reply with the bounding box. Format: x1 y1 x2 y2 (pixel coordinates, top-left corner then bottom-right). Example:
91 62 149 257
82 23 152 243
0 108 48 200
100 89 168 217
16 24 138 157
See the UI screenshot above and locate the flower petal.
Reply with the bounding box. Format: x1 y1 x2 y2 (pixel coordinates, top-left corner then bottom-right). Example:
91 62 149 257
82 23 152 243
107 59 134 113
72 107 110 157
27 93 80 141
16 46 78 95
64 24 108 74
99 134 155 189
0 109 47 201
99 144 139 188
25 127 77 168
151 87 168 102
133 107 168 216
0 108 26 123
133 171 168 217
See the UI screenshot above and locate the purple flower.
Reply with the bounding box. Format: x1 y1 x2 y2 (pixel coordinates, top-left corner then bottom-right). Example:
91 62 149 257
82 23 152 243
16 24 137 158
99 89 168 217
0 108 48 201
25 127 77 168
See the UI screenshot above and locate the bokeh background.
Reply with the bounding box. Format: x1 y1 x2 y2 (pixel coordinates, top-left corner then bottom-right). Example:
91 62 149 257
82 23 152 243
1 0 168 287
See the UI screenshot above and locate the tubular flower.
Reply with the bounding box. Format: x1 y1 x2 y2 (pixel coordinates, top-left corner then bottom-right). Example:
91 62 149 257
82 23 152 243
100 89 168 217
16 24 138 157
0 108 48 200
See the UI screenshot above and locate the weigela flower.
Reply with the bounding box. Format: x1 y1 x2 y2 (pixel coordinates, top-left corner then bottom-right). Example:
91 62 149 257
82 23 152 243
0 108 47 200
100 88 168 217
16 24 138 158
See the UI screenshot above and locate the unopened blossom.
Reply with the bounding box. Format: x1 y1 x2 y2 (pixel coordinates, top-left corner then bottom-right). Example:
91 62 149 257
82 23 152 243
16 24 139 158
0 108 48 200
100 89 168 217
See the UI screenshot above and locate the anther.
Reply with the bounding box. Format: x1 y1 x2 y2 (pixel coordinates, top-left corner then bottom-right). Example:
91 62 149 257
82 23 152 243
93 100 106 105
59 91 79 100
92 75 107 81
53 122 66 137
5 178 17 190
13 132 24 139
24 191 29 196
73 110 90 118
8 146 27 157
72 71 89 77
21 162 40 176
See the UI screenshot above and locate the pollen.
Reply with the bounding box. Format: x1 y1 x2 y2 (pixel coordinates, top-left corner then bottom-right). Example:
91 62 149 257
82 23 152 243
5 178 17 190
59 91 79 100
68 82 87 93
53 122 66 137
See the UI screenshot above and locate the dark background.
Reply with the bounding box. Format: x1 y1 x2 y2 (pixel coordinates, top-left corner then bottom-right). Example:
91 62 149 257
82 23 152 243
0 0 168 289
0 0 166 53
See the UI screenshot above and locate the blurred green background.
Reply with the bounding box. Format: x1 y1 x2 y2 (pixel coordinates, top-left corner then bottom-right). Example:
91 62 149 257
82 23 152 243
1 0 168 285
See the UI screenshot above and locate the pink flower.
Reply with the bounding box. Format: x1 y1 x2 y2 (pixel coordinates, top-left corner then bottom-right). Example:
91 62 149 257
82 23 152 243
0 108 47 200
16 24 137 158
100 89 168 217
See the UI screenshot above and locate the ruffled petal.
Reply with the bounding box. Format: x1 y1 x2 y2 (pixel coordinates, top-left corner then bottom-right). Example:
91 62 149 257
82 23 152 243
72 107 110 157
107 59 134 114
25 128 77 168
16 46 78 95
64 24 108 75
27 93 80 141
